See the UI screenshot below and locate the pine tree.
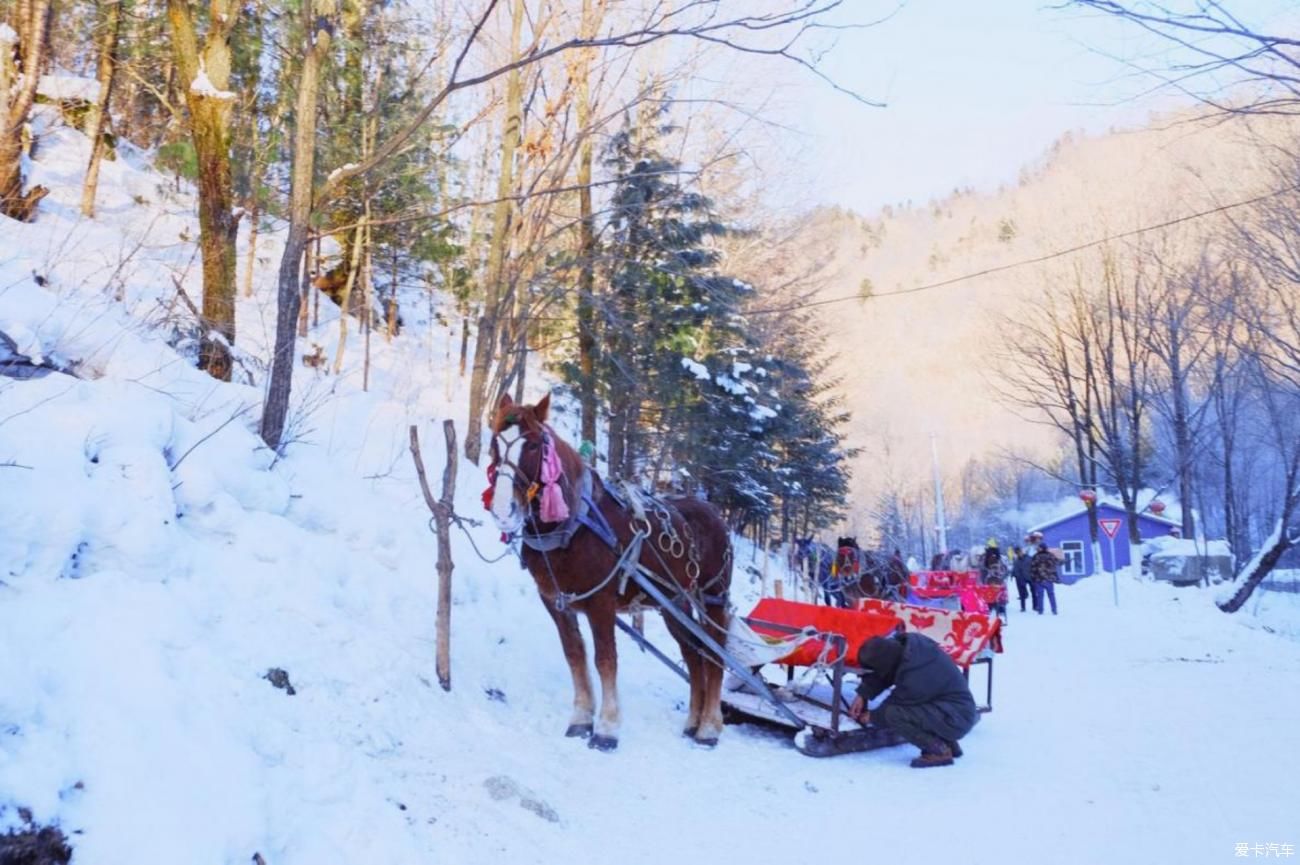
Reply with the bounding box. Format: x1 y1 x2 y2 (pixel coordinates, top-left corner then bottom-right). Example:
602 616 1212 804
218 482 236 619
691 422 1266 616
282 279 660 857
598 105 730 477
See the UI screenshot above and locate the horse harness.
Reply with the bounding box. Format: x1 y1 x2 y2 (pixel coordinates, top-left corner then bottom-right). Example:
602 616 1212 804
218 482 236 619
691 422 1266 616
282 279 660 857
488 427 730 614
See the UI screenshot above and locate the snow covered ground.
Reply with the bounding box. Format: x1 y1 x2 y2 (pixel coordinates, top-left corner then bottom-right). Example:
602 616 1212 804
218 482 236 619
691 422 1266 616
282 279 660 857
3 102 1299 865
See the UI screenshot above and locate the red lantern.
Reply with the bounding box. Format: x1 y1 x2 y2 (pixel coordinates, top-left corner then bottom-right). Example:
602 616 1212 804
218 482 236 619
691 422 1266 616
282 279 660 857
1079 489 1097 505
1149 499 1166 515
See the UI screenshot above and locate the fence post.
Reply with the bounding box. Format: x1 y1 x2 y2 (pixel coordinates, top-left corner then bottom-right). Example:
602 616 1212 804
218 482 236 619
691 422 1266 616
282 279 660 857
813 547 823 605
409 421 458 691
770 540 783 599
761 539 770 597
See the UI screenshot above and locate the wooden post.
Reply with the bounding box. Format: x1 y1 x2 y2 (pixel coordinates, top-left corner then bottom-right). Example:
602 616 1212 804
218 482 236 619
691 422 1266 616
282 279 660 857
761 539 769 597
770 540 783 599
409 421 458 691
813 546 823 606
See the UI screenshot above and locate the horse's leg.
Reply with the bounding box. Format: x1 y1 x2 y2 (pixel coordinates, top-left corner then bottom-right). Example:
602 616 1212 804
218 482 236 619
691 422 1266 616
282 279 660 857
695 602 731 746
542 597 595 738
660 610 706 737
587 596 621 751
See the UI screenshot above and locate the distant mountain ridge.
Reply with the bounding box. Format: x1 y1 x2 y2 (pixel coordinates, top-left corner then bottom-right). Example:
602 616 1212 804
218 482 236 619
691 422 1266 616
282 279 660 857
801 110 1300 526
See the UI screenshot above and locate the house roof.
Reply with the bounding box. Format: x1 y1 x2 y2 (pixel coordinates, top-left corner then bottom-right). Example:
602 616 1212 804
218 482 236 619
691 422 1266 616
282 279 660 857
1027 501 1180 535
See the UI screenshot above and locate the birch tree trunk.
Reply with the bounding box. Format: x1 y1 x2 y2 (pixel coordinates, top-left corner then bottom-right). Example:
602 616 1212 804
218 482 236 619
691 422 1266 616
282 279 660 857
80 0 123 218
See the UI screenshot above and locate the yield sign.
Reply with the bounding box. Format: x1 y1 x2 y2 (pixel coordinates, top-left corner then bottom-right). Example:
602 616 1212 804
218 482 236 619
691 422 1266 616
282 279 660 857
1099 518 1122 539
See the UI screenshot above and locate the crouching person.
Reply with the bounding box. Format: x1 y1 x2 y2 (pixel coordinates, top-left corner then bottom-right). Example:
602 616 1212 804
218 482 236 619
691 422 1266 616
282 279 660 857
847 632 978 768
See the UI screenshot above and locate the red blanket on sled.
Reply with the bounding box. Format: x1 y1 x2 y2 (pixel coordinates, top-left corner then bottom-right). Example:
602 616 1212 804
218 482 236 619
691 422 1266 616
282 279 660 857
747 597 1002 670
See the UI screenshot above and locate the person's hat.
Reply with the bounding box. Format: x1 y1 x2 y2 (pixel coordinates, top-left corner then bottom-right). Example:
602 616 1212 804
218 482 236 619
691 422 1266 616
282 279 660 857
856 636 903 680
986 537 998 548
1038 541 1049 551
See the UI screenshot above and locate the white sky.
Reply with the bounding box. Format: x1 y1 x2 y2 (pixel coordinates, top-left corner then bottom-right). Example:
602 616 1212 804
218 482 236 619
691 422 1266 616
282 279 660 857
762 0 1298 213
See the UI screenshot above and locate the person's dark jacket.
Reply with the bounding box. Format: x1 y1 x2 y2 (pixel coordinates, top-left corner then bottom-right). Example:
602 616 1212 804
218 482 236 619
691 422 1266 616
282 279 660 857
1011 554 1032 584
855 633 979 740
1030 549 1060 583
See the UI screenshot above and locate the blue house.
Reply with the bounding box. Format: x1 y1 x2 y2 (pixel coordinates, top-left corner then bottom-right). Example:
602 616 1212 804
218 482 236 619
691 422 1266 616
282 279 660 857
1027 503 1181 584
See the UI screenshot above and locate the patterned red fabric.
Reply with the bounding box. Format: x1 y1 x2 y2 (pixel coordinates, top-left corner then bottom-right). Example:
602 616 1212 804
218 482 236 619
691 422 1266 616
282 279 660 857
911 570 1006 611
857 598 1003 664
747 597 1002 671
747 599 899 668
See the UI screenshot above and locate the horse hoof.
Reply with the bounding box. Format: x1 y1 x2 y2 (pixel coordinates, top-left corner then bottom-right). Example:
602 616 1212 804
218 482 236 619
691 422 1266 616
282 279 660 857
565 723 593 739
682 726 698 739
588 734 618 752
694 736 719 748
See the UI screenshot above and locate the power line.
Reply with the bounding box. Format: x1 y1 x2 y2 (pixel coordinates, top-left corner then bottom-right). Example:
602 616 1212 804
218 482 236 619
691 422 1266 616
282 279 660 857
742 183 1297 317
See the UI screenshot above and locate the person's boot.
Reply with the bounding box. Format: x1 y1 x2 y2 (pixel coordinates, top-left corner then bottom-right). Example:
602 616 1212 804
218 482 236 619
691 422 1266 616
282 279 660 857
910 740 954 768
945 738 964 758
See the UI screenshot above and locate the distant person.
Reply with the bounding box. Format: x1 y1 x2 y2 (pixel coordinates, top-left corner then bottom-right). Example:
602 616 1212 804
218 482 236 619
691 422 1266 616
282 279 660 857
1030 541 1060 615
1010 544 1032 612
847 633 979 768
981 538 1008 622
981 538 1005 583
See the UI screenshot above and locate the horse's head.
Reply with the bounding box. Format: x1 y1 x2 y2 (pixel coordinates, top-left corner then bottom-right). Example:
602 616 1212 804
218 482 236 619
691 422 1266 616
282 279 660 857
486 392 574 535
835 544 861 580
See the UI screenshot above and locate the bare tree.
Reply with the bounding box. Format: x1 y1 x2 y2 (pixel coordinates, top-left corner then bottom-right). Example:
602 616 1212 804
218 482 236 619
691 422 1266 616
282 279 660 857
80 0 123 218
1216 170 1300 611
1199 263 1253 559
167 0 242 381
259 0 884 453
1139 247 1217 537
995 267 1102 539
464 0 527 465
259 0 334 449
573 0 602 446
0 0 53 221
1073 0 1300 116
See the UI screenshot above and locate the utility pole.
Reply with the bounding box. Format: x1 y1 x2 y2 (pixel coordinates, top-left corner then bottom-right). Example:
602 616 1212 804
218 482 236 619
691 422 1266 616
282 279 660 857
931 434 948 554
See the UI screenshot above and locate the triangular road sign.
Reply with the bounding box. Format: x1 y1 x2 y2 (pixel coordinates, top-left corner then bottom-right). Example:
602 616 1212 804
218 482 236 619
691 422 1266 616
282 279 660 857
1099 517 1122 539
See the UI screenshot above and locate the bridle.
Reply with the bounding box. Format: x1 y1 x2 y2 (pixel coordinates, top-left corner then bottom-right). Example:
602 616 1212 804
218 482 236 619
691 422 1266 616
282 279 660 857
486 423 546 513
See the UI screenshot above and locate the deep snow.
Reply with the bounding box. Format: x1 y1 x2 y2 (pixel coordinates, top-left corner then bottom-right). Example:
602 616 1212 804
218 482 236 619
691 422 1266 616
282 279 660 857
2 99 1298 865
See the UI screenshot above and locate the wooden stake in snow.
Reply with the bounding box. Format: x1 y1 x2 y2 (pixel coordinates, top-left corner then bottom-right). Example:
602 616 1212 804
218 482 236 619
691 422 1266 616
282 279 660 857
409 421 458 691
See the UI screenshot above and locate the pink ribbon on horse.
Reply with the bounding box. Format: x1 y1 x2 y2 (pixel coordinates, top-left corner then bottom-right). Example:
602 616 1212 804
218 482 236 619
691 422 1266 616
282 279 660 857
539 436 570 522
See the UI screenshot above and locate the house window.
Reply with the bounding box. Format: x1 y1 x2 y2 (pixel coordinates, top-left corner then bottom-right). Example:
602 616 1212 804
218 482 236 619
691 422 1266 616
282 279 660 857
1061 541 1085 576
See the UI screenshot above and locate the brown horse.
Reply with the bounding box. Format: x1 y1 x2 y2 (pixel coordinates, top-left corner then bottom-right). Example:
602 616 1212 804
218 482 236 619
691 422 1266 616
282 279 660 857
486 393 733 751
834 537 909 604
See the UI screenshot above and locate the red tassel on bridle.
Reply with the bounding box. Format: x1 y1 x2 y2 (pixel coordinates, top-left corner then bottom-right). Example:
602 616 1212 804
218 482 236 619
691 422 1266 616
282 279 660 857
482 462 497 511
